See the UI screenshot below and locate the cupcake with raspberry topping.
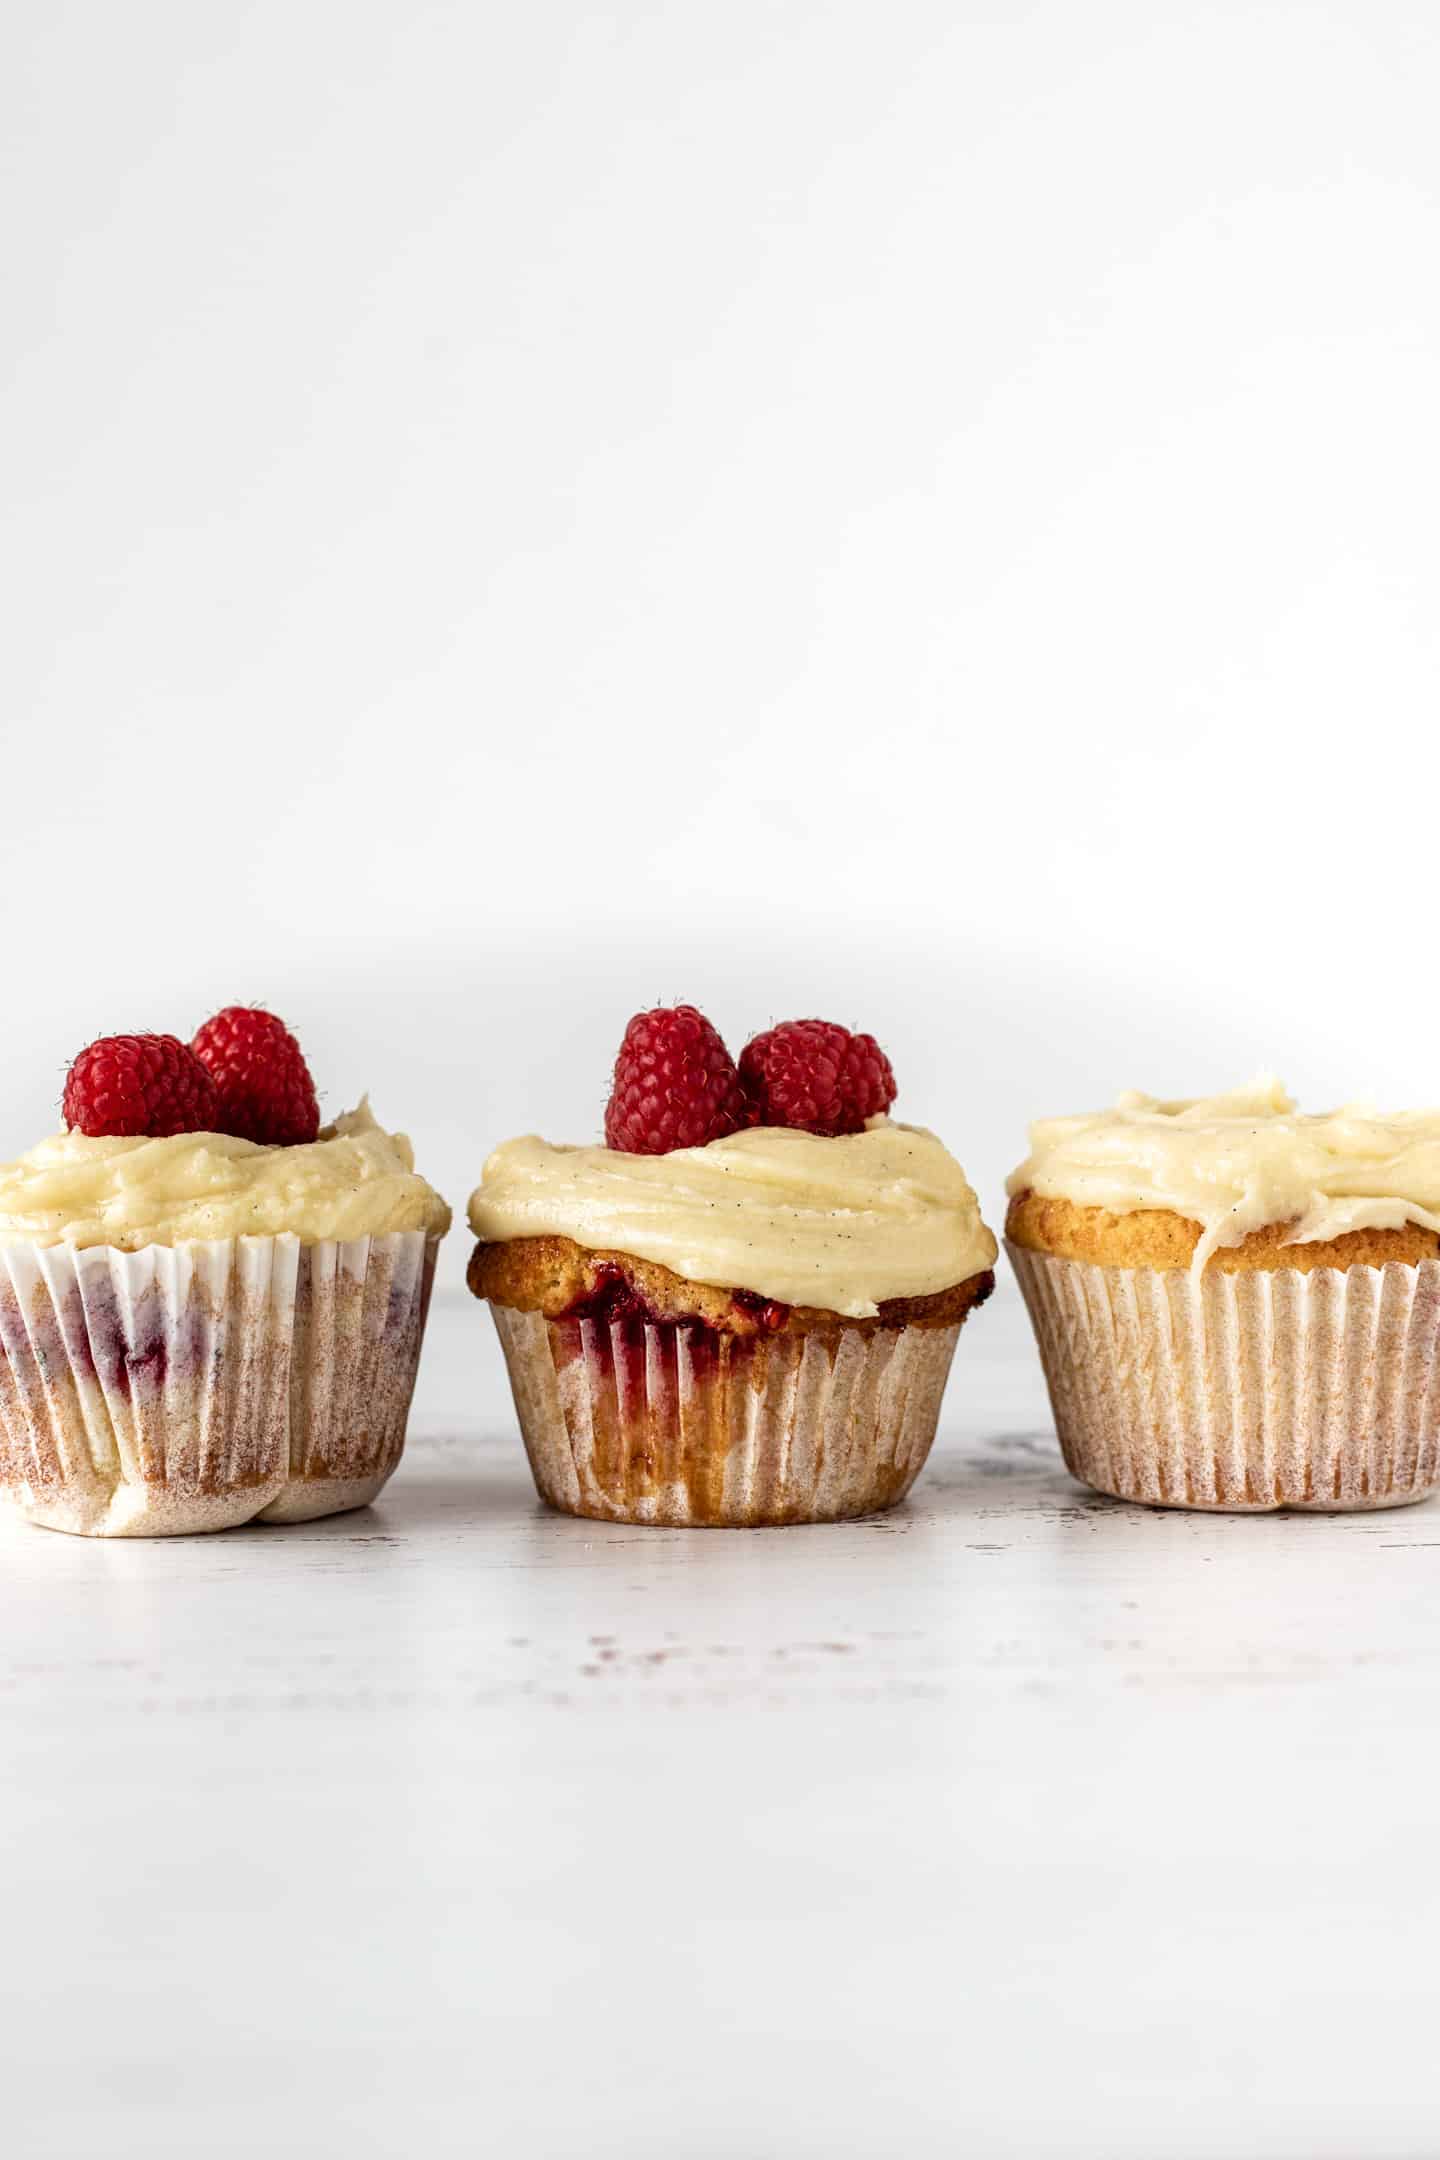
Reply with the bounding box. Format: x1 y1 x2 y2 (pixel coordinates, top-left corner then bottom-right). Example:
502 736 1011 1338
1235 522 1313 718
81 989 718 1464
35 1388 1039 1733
0 1011 449 1537
468 1006 995 1526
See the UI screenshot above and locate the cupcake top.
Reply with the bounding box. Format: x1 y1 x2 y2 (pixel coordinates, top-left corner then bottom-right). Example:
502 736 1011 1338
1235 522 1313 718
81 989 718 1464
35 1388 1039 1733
468 1120 997 1319
0 1101 452 1251
1007 1074 1440 1270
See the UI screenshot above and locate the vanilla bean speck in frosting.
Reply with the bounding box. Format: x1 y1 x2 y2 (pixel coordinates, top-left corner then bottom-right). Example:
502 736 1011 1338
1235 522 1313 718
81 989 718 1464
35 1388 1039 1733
0 1101 451 1249
467 1120 996 1318
1008 1075 1440 1270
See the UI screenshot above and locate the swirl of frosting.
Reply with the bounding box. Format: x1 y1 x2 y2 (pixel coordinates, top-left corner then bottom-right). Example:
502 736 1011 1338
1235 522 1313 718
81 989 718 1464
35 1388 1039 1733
467 1120 996 1319
0 1101 451 1250
1008 1074 1440 1269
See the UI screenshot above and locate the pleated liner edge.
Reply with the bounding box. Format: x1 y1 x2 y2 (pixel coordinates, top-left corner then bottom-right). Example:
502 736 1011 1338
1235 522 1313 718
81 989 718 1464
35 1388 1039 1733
489 1303 966 1526
0 1231 439 1536
1006 1240 1440 1512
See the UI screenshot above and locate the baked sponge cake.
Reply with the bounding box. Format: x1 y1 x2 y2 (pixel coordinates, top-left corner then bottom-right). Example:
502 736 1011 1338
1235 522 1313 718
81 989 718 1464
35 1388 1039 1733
1006 1076 1440 1512
469 1006 996 1526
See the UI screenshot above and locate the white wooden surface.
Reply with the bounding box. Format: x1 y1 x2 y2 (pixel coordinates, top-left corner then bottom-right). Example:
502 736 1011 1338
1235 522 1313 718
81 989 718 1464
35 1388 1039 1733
5 1283 1440 2158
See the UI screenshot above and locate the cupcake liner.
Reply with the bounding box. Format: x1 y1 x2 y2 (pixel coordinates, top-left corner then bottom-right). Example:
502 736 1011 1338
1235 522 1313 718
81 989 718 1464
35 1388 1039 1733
260 1231 439 1523
488 1305 962 1526
1006 1240 1440 1512
0 1231 438 1537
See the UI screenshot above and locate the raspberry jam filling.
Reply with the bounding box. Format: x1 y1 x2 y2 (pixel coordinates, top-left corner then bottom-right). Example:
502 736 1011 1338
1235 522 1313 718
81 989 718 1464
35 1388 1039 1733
730 1289 791 1333
557 1262 790 1337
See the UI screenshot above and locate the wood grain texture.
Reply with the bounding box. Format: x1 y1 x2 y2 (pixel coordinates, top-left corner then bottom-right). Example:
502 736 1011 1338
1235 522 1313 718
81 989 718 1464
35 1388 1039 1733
3 1287 1439 2157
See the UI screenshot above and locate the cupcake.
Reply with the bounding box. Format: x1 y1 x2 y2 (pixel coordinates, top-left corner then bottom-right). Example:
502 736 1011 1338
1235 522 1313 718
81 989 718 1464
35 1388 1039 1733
1006 1076 1440 1512
0 1010 450 1536
469 1006 996 1526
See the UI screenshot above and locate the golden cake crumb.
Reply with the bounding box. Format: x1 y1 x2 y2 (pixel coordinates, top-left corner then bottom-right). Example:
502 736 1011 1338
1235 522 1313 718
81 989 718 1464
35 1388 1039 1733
1005 1190 1440 1273
469 1234 994 1335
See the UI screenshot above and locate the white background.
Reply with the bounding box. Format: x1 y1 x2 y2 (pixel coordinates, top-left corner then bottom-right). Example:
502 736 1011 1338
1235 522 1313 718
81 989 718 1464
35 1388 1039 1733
8 16 1440 2157
4 0 1439 1289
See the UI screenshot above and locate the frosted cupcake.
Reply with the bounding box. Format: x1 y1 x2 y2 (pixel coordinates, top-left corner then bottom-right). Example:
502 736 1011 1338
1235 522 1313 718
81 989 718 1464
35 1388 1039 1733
1006 1076 1440 1512
0 1012 450 1536
469 1006 996 1526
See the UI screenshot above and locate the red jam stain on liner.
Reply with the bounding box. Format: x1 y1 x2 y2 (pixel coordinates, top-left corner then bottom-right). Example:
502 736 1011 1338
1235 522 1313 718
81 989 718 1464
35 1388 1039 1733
548 1267 794 1519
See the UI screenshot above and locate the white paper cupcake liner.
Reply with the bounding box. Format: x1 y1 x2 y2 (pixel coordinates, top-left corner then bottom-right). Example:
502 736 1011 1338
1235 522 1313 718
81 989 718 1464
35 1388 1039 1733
488 1305 963 1526
1006 1240 1440 1512
263 1230 439 1524
0 1231 438 1536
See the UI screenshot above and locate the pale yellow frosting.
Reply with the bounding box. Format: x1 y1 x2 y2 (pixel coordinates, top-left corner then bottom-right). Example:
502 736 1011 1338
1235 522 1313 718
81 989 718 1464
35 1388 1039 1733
1008 1075 1440 1269
467 1120 997 1319
0 1101 451 1250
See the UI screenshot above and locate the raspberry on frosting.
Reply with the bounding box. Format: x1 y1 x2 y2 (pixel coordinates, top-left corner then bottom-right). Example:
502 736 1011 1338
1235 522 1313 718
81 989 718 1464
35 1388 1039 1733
191 1006 320 1147
62 1034 220 1140
604 1004 752 1155
739 1019 896 1137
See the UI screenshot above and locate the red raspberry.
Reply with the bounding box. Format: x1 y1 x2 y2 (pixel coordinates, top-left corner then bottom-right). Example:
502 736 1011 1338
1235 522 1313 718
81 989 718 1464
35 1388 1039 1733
62 1034 219 1140
739 1019 896 1137
604 1005 751 1154
191 1006 320 1146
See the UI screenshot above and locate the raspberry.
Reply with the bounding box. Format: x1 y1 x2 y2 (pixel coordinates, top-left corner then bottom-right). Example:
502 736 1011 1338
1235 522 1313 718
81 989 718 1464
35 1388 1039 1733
191 1006 320 1146
62 1034 219 1140
739 1019 896 1137
604 1005 751 1154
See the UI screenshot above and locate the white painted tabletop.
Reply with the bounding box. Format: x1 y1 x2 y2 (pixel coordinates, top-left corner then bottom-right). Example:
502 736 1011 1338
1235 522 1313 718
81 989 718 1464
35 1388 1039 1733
5 1282 1439 2158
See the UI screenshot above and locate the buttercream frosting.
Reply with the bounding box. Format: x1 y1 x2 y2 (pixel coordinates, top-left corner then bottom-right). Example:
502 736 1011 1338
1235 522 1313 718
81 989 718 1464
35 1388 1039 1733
467 1120 996 1319
0 1101 451 1250
1008 1075 1440 1269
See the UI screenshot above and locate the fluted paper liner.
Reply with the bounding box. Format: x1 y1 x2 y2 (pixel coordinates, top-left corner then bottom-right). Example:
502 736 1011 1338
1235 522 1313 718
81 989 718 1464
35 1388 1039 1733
489 1306 963 1526
1006 1241 1440 1512
0 1231 438 1536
